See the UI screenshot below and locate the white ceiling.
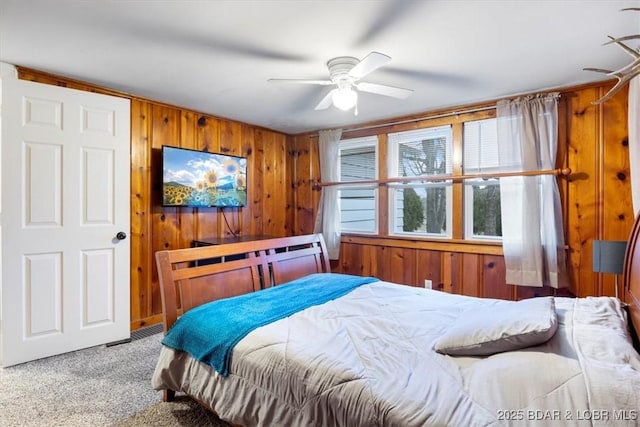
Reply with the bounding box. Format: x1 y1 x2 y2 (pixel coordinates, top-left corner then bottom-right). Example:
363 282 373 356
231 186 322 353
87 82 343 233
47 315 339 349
1 1 639 135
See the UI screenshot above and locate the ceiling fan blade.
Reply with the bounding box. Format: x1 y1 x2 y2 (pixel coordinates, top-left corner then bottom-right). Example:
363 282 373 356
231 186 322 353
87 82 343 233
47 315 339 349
356 82 413 99
315 89 337 110
355 1 423 46
268 78 333 85
348 52 391 79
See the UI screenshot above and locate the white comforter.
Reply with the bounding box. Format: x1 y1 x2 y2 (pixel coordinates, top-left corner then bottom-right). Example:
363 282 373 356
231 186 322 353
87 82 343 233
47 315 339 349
152 282 640 426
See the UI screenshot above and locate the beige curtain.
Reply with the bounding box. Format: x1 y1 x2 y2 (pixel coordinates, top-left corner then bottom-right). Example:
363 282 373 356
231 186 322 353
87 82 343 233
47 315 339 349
497 93 567 288
313 129 342 259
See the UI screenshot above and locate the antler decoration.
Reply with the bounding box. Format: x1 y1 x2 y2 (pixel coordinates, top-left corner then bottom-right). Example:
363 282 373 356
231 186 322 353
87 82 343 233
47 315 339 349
584 8 640 104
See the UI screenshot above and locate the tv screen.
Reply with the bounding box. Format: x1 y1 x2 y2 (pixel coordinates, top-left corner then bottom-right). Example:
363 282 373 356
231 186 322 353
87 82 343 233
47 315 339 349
162 146 247 207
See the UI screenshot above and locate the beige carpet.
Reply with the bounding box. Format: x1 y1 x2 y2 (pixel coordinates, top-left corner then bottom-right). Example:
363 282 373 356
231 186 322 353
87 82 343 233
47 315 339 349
0 330 231 427
116 396 230 427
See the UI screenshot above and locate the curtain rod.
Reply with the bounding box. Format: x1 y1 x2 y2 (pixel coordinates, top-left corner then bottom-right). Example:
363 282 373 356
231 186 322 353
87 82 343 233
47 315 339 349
308 105 496 137
341 105 496 134
314 167 571 189
314 90 563 136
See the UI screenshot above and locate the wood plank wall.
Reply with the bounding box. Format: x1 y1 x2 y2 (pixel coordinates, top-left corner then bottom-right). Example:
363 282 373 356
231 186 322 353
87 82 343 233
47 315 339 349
289 82 633 301
17 68 294 329
130 103 292 328
17 68 633 328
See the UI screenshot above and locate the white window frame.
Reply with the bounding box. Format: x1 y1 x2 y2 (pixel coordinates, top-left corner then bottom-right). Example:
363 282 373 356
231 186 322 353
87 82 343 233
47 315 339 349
463 178 501 241
338 136 379 234
463 118 502 241
387 126 453 238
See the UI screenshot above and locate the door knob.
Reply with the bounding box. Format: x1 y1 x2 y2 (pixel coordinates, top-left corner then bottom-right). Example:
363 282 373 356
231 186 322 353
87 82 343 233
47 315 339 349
115 231 127 240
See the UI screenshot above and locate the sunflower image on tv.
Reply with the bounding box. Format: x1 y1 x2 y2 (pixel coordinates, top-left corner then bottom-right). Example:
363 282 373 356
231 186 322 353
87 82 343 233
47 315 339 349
162 146 248 207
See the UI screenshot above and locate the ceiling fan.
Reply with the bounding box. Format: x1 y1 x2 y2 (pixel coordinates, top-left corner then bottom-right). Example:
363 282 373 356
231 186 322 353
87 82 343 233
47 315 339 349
269 51 413 114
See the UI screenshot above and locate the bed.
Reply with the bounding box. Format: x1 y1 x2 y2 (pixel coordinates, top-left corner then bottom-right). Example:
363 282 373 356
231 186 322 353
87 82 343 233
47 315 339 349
152 228 640 426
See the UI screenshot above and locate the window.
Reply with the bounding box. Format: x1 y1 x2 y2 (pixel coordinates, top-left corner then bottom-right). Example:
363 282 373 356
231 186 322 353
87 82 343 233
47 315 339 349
388 126 453 238
463 118 502 239
333 113 502 242
338 136 378 233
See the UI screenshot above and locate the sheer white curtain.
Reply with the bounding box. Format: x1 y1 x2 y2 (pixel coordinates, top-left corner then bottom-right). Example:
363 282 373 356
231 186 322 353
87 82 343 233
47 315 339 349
630 76 640 215
313 129 342 259
496 93 567 288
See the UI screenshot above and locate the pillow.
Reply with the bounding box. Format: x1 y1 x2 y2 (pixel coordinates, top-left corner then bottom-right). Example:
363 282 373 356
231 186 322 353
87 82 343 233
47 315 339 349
433 297 558 356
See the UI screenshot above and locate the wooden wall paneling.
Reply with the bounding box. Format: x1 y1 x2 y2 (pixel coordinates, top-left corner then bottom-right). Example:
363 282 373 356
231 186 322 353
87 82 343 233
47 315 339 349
261 129 278 236
338 242 363 276
241 124 256 236
180 112 198 151
460 253 481 297
260 130 276 236
341 243 384 279
480 255 511 300
151 104 183 315
448 252 461 294
388 247 416 285
251 129 266 237
281 132 293 236
566 87 600 297
261 130 289 237
290 82 632 301
288 136 298 234
130 99 152 327
556 95 573 296
601 87 633 297
594 86 607 297
219 120 243 237
291 135 315 235
177 111 197 250
374 245 390 281
341 108 494 141
515 284 555 300
440 252 451 293
416 249 443 291
310 136 321 235
17 69 635 326
335 243 373 277
359 244 378 277
220 120 242 155
195 115 221 153
287 136 298 236
17 67 132 101
14 67 298 329
195 116 221 240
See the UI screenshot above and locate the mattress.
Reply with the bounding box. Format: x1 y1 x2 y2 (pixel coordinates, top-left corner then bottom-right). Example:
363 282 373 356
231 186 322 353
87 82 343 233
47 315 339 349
152 281 640 426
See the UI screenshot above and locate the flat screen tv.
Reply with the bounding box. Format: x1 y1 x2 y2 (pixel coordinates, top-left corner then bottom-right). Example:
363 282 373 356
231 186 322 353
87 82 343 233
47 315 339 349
162 146 247 207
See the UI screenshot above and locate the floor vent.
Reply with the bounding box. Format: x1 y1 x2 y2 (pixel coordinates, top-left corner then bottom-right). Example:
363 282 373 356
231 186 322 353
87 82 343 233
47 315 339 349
106 323 163 347
131 323 163 341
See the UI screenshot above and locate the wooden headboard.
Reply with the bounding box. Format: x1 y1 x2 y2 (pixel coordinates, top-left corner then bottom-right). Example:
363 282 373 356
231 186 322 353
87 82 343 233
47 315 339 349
155 234 330 332
623 214 640 349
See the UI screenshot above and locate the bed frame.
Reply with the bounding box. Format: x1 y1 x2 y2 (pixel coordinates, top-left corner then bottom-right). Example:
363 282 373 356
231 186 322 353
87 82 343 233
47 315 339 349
623 214 640 349
155 234 330 407
155 226 640 407
156 233 330 333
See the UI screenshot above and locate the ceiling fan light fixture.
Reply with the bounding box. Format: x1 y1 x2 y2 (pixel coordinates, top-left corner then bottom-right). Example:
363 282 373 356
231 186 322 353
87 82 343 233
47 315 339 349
269 51 411 112
332 87 358 110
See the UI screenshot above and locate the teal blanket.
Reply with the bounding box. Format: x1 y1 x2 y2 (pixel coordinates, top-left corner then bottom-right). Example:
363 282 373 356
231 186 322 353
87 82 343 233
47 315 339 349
162 273 379 376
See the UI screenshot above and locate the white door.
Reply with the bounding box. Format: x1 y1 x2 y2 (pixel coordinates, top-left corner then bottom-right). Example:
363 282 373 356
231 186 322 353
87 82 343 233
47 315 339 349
0 77 130 366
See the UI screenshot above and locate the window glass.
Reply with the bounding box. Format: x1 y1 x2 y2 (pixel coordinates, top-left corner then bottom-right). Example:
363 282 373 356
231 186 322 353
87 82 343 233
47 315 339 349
463 118 502 239
340 144 376 181
338 137 378 233
332 116 503 241
388 126 452 237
